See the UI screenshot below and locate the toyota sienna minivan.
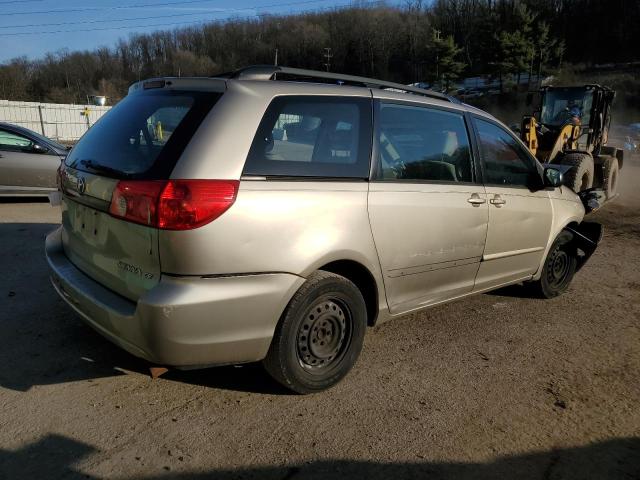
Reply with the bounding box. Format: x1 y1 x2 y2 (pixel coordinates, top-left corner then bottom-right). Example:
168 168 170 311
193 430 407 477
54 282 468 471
46 66 602 393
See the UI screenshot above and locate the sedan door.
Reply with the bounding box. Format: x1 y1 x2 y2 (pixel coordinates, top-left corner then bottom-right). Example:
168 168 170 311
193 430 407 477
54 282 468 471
471 116 553 291
0 127 60 193
368 101 488 314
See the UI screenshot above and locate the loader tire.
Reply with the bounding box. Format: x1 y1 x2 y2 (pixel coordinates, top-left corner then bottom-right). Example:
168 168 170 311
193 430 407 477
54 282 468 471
560 153 594 193
602 155 619 199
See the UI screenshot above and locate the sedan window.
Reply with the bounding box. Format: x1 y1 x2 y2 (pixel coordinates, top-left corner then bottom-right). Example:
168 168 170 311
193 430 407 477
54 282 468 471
0 129 33 151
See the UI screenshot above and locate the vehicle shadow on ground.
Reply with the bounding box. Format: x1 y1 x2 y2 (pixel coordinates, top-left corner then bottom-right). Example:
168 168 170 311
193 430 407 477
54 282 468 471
484 283 540 299
0 221 145 392
0 196 50 204
162 363 293 395
0 221 288 395
1 434 638 479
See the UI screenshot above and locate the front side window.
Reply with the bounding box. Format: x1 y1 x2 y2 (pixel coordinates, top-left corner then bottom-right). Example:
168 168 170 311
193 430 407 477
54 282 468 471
375 103 473 183
0 129 33 151
244 96 372 178
475 118 540 187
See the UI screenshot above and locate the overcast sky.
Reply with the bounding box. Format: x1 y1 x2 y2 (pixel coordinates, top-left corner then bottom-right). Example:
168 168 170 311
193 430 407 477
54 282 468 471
0 0 385 63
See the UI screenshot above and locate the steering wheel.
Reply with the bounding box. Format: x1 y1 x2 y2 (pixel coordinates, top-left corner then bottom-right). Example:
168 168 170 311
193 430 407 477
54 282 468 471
446 150 469 181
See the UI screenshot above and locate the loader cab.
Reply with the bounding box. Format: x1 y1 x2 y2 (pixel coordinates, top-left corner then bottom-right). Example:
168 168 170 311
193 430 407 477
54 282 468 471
537 85 614 154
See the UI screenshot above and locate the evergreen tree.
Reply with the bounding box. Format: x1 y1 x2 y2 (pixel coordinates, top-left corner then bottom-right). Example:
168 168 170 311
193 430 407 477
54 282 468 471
427 32 465 90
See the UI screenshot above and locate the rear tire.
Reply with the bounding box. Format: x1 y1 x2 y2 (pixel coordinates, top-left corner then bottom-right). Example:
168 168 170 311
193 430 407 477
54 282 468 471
527 231 577 299
263 270 367 394
602 156 619 199
560 153 594 193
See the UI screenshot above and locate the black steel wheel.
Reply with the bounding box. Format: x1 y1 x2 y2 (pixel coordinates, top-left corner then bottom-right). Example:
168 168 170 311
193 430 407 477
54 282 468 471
296 298 350 372
263 271 367 394
527 231 577 299
545 246 572 290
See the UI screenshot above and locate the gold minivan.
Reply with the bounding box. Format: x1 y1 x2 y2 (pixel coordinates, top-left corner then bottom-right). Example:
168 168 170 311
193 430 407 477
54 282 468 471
46 66 602 393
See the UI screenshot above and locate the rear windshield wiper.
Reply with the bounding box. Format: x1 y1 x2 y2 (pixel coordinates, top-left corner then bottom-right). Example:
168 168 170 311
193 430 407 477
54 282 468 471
80 159 131 179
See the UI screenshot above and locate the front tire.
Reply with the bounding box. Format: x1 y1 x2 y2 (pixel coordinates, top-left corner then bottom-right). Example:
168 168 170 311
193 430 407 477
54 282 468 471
602 156 619 199
527 231 577 299
561 153 594 193
263 270 367 394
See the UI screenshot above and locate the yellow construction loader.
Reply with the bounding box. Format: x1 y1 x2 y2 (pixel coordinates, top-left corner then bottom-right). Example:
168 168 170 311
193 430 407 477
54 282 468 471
520 85 622 198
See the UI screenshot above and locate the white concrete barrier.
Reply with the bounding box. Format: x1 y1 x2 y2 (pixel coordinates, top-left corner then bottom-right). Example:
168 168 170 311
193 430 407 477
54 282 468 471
0 100 111 142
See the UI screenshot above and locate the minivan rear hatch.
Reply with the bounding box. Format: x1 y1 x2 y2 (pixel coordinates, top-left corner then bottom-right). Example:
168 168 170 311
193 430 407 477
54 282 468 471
60 85 222 301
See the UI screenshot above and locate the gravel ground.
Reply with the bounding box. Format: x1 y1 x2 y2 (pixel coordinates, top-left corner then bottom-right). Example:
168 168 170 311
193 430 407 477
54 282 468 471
0 165 639 479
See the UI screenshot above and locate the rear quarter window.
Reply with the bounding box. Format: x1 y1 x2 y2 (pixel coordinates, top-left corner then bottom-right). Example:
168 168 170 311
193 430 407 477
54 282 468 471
244 96 372 178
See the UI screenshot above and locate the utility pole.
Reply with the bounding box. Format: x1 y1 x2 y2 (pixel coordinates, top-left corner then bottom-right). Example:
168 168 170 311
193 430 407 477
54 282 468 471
274 21 281 66
537 46 543 90
433 29 441 85
323 47 333 72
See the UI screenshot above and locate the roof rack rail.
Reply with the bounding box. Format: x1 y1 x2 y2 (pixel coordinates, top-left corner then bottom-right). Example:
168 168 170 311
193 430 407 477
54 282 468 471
214 65 456 103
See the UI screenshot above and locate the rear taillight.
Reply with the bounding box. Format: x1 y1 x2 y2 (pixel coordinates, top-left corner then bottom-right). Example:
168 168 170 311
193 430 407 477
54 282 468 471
109 180 165 227
158 180 239 230
109 180 239 230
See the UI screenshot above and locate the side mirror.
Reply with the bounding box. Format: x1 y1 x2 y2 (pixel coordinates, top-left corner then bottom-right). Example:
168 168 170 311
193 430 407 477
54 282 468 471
543 167 563 188
30 143 49 154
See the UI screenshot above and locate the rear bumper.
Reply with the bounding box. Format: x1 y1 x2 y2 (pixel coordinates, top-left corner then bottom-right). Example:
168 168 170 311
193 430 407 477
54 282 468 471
46 227 305 367
0 186 56 197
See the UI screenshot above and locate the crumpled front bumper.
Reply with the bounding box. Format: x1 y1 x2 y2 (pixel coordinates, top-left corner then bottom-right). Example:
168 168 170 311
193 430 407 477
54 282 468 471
565 221 603 271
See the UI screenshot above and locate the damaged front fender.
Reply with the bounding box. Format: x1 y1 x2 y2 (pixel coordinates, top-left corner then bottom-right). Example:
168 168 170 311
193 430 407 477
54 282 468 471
565 221 603 271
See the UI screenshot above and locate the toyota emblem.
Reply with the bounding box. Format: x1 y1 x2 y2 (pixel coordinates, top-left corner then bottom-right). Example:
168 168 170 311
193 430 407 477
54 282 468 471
77 176 86 195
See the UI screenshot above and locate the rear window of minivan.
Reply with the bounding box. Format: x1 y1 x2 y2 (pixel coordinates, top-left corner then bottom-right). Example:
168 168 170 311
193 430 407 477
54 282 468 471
65 90 221 179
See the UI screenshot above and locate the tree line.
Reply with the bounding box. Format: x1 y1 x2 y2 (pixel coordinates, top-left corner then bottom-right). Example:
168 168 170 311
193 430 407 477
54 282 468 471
0 0 638 104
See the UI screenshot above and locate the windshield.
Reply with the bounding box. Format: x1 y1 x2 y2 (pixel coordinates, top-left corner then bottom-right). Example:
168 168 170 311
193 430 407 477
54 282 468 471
540 89 593 127
65 90 220 179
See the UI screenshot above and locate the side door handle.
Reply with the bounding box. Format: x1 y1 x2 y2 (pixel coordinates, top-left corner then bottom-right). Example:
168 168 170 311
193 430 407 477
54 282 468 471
490 195 506 207
467 193 486 206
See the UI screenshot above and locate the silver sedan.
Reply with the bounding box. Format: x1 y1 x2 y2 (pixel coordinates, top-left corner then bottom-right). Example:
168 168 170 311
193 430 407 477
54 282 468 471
0 122 69 196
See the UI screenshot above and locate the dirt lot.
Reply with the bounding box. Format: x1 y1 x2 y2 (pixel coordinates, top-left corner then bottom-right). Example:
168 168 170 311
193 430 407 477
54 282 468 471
1 166 639 480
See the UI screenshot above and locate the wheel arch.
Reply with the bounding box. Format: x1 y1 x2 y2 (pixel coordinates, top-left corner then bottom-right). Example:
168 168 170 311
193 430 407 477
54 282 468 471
317 259 380 327
600 145 624 170
533 217 583 281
